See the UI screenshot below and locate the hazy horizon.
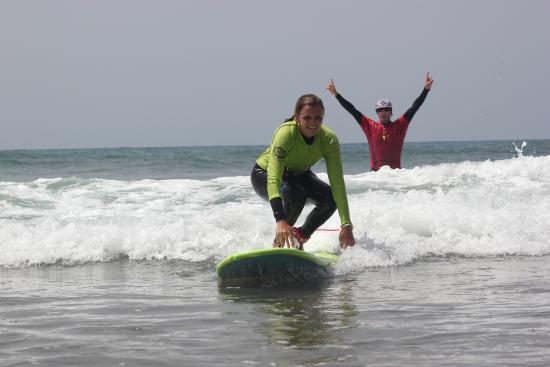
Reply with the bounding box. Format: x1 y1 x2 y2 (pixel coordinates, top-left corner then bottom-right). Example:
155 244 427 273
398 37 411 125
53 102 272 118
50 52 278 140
2 137 545 153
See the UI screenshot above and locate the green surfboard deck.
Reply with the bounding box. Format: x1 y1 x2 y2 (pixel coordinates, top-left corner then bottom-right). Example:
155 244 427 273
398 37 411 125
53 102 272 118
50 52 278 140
216 248 338 287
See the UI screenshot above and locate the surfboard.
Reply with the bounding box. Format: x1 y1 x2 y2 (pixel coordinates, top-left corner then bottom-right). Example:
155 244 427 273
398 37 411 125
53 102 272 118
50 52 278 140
216 248 338 287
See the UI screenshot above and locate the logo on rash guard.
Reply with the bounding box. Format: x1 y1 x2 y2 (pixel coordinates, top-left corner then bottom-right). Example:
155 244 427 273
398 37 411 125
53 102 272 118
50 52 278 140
272 147 287 161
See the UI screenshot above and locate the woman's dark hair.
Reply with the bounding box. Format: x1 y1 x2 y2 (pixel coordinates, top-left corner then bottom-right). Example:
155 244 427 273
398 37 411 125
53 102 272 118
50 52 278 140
285 94 325 122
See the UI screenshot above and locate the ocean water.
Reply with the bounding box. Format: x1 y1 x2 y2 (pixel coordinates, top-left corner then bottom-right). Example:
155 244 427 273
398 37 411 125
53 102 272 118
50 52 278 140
1 140 550 366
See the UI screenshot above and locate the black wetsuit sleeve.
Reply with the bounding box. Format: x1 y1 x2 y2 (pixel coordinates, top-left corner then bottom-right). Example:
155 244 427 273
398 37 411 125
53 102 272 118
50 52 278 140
270 197 285 222
335 94 363 124
403 88 430 122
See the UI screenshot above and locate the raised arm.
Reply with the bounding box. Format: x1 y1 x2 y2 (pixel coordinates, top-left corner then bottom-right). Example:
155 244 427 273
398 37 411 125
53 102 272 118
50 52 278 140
403 72 433 123
326 79 363 124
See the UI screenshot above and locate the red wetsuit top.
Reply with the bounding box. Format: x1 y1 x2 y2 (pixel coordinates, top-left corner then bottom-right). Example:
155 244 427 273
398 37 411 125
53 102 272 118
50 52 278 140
336 88 429 171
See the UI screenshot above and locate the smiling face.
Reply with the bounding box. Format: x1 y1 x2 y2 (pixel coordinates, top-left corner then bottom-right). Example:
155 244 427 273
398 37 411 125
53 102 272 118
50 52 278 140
296 104 324 138
376 107 392 124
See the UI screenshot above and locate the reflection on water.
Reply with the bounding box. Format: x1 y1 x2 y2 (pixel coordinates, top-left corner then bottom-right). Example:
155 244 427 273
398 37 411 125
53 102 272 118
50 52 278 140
219 277 358 349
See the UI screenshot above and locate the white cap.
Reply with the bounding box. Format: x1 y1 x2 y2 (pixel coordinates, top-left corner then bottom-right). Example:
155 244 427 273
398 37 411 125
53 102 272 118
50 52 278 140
375 99 392 110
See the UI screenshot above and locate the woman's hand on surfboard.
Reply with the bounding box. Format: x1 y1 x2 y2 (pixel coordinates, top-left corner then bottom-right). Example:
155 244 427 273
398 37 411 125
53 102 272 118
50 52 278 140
339 225 355 249
274 220 297 248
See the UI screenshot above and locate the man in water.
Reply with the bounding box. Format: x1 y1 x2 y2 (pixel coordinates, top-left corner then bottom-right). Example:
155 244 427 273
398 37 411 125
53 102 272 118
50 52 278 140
326 73 433 171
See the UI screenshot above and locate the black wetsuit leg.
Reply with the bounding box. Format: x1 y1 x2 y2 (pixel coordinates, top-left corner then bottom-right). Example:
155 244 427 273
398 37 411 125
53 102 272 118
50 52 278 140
250 164 307 226
250 164 269 199
250 165 336 237
292 170 336 238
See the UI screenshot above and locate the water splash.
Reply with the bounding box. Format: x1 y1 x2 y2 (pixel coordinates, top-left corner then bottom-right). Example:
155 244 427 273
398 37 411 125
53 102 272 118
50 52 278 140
512 141 527 157
2 154 550 268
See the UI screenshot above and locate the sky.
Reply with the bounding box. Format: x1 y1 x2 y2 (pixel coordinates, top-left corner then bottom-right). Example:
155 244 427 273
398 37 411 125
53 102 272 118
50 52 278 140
1 0 549 150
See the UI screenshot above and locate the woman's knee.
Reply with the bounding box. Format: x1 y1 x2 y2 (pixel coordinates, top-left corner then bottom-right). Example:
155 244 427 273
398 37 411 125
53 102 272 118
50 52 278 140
250 165 268 200
317 194 336 215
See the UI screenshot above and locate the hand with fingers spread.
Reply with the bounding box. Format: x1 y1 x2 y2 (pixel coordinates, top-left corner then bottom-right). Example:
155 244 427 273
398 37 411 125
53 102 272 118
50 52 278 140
425 72 434 90
273 220 297 248
326 78 338 96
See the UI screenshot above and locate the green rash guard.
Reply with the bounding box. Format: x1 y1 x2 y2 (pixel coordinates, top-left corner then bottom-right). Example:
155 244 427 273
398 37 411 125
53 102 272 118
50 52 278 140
256 120 352 226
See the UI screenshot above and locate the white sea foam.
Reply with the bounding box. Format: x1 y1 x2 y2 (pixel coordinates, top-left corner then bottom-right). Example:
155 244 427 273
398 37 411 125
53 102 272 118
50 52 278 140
1 155 549 268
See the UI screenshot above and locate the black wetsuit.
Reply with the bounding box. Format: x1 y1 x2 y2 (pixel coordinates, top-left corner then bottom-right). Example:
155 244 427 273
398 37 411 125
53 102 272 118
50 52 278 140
251 164 336 238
